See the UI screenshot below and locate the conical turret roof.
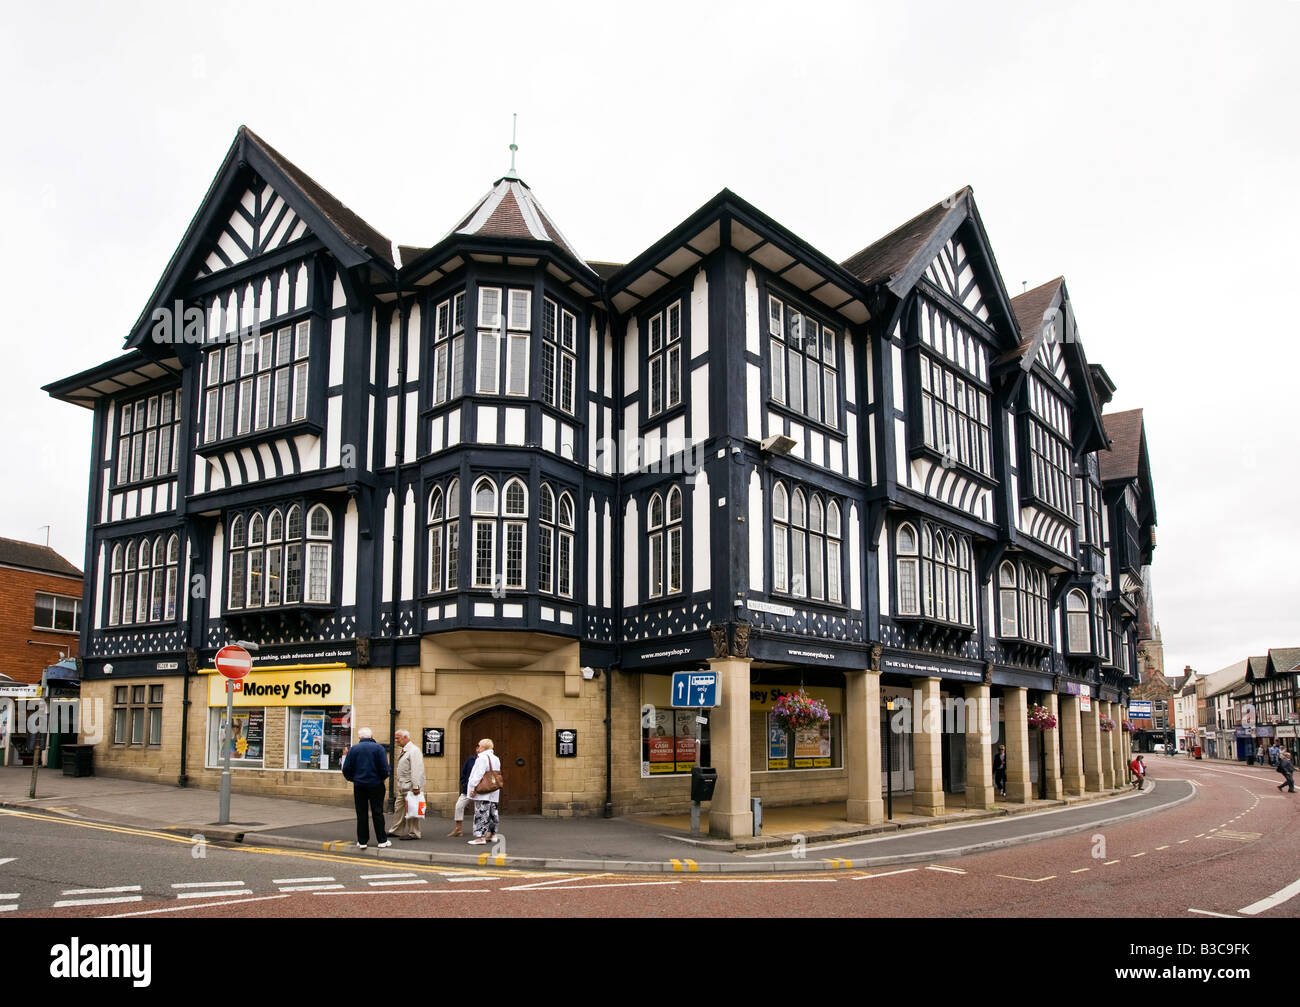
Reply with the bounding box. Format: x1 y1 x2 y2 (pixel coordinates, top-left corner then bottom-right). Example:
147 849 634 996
447 175 590 271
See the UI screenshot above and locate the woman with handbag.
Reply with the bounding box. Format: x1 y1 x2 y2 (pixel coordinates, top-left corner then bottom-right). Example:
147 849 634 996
465 738 503 845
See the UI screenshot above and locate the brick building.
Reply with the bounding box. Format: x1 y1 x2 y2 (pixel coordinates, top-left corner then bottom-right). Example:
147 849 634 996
0 537 83 684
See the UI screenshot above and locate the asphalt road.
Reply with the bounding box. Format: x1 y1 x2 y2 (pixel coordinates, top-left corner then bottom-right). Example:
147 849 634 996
4 758 1296 919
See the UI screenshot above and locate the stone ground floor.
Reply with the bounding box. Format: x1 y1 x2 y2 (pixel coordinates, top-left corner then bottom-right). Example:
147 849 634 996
68 635 1133 837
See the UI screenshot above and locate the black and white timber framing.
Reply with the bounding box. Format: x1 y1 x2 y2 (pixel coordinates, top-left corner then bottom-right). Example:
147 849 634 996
45 129 1155 711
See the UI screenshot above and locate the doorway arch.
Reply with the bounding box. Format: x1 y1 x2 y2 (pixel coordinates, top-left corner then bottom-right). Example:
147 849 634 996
461 705 543 816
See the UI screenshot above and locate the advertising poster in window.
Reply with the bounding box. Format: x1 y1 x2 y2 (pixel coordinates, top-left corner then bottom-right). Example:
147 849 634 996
794 722 832 768
648 709 675 773
768 712 789 769
299 709 325 769
674 710 697 771
220 709 264 760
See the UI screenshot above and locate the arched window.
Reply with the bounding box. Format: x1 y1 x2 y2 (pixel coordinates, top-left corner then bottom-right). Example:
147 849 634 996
149 536 166 621
666 487 683 594
945 534 959 626
285 506 303 604
426 482 461 594
558 492 575 598
445 480 460 591
648 492 664 598
135 541 151 623
306 505 332 603
165 534 180 621
427 487 444 593
1067 589 1090 653
471 478 498 589
826 502 842 604
247 514 265 608
772 482 789 594
538 484 555 594
920 525 934 617
791 489 807 598
109 545 124 627
999 562 1018 637
228 516 246 610
933 533 947 621
809 496 825 601
265 510 283 607
896 523 919 615
957 539 971 626
503 478 528 590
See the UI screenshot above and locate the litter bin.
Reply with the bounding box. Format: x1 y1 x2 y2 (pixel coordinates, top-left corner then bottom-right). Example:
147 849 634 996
690 766 717 802
62 744 94 777
1193 746 1202 760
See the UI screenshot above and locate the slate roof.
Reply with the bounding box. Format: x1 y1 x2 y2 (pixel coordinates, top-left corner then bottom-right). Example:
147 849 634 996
1099 408 1144 482
1246 656 1269 680
1266 647 1300 677
840 188 968 286
447 176 591 271
0 537 82 579
1006 277 1064 361
585 261 626 281
243 128 394 265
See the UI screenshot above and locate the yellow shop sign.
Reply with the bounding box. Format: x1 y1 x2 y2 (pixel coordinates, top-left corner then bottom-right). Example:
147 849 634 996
207 668 353 708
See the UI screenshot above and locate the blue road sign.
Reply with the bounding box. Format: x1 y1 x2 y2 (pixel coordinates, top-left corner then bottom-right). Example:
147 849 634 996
1128 701 1153 718
671 671 718 708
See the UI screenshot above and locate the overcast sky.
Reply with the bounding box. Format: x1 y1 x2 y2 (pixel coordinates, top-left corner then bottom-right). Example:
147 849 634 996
2 0 1295 676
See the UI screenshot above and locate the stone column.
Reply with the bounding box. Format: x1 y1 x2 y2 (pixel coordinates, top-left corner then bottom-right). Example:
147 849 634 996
1082 699 1104 792
1060 694 1085 796
1116 711 1129 782
1099 702 1116 789
911 677 944 816
707 657 753 839
964 682 995 809
1002 687 1033 803
846 670 884 824
1042 693 1064 800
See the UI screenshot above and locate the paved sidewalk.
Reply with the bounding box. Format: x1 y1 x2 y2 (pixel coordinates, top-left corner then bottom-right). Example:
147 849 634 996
0 764 1196 873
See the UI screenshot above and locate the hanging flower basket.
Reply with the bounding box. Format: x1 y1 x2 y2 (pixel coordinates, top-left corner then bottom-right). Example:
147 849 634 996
1122 720 1136 733
1028 704 1058 730
771 690 831 734
1099 715 1116 733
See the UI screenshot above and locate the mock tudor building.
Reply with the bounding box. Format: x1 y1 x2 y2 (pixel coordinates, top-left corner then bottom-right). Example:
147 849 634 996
45 128 1155 834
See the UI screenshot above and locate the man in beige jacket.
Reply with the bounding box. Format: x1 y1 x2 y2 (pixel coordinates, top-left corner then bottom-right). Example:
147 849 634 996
387 729 426 840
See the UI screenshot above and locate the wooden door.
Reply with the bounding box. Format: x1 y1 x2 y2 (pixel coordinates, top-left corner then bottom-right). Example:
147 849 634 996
462 706 542 815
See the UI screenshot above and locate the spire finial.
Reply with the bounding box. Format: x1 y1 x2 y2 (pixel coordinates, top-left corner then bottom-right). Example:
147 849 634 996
508 113 518 178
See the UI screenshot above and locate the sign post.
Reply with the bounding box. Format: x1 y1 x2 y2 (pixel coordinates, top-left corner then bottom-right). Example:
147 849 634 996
671 672 718 835
214 644 254 825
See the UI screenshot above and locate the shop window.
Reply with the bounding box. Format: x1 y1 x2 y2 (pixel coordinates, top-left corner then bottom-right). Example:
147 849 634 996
640 677 709 776
208 706 266 768
752 685 843 770
287 706 352 771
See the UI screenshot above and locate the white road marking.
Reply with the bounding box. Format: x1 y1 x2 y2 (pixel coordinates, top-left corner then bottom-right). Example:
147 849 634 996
0 893 17 898
54 896 143 907
0 906 16 912
360 873 417 879
1189 908 1239 918
178 889 251 899
440 875 497 882
699 878 838 884
279 883 344 892
311 889 490 895
61 885 142 895
104 894 290 918
369 879 428 887
0 858 15 866
272 876 334 884
505 881 682 891
852 868 918 881
927 865 967 874
172 881 245 889
1238 877 1300 916
503 874 612 891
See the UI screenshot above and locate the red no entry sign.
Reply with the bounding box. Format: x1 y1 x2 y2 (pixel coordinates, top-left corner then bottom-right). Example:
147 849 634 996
214 645 253 681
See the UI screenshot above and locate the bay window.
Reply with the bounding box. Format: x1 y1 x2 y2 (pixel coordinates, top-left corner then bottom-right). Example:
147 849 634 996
431 291 466 406
115 388 182 485
426 478 460 593
227 502 331 611
203 320 310 444
476 287 530 396
772 482 843 604
894 519 974 628
108 534 180 627
542 298 577 414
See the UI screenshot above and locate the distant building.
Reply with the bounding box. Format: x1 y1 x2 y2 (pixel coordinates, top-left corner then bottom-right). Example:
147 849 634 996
0 536 83 684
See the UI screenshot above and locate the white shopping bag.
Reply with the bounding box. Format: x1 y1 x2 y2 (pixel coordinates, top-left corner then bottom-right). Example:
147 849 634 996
404 790 426 819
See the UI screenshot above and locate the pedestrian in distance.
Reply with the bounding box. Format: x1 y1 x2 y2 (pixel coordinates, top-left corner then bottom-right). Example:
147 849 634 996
447 747 479 838
1277 750 1295 794
387 729 426 841
1269 742 1280 768
466 738 503 846
341 727 391 849
1129 754 1146 791
992 744 1008 798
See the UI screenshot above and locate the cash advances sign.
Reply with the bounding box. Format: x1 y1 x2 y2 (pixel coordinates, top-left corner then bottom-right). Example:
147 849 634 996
206 668 352 708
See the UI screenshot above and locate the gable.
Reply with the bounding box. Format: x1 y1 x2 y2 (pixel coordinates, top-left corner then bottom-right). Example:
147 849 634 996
194 180 313 279
922 238 990 322
1035 332 1072 390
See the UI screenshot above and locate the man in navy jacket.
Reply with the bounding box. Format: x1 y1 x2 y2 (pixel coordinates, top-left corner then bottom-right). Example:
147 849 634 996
342 727 391 848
